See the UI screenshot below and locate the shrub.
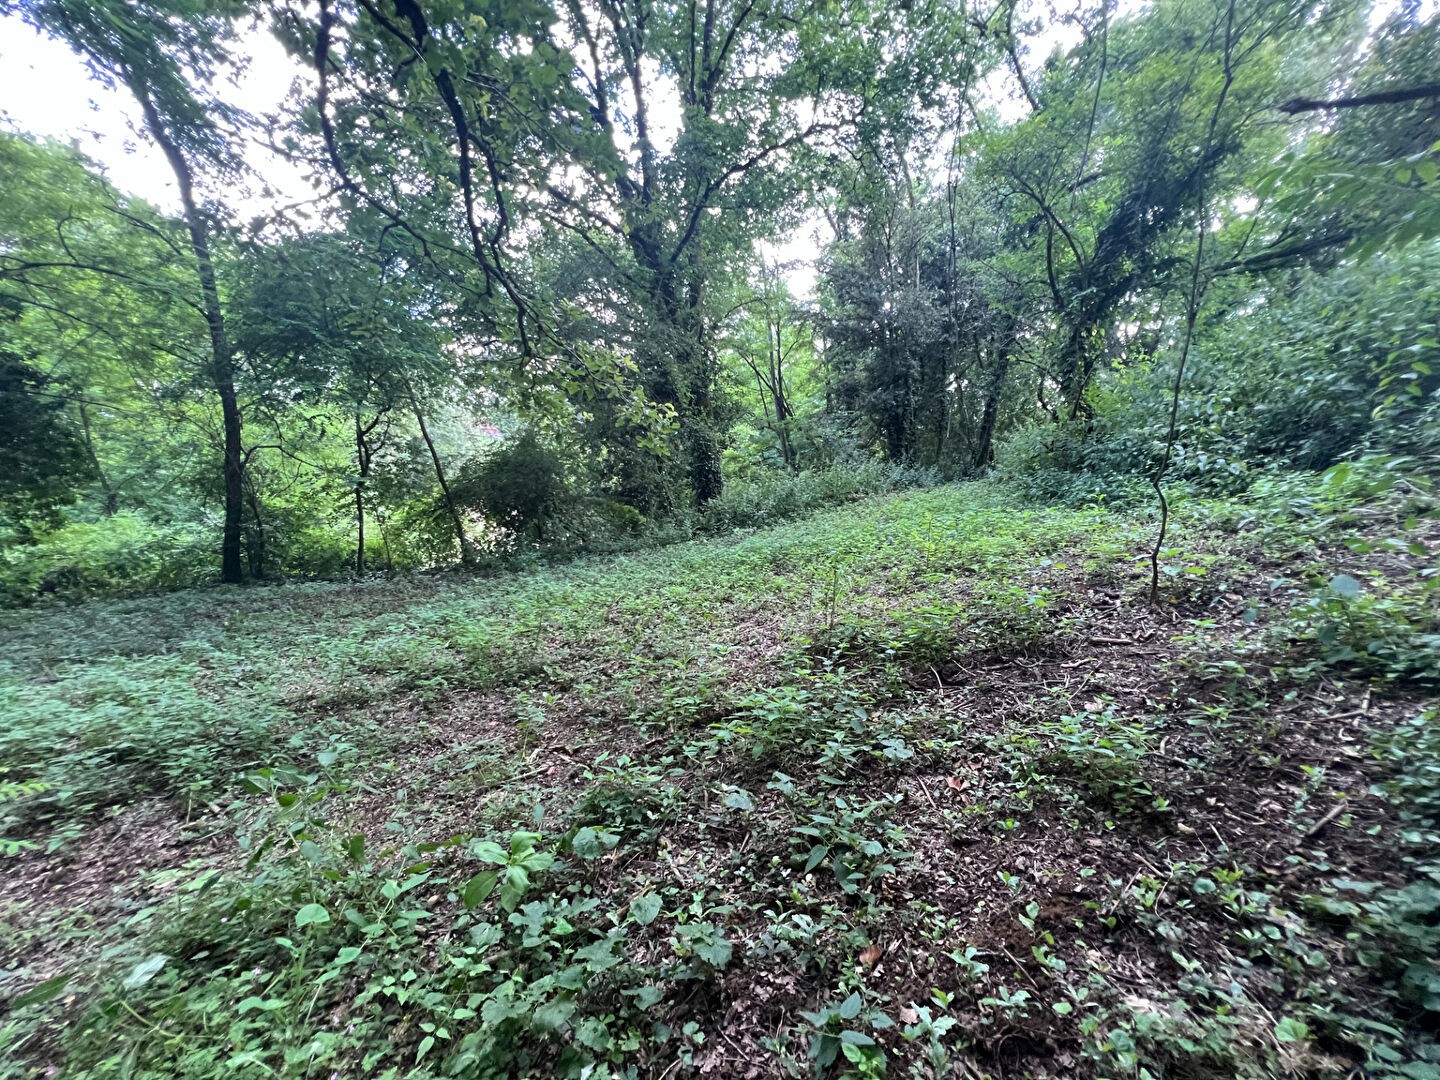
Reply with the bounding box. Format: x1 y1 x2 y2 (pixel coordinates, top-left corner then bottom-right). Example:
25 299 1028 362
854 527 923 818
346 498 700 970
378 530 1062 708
1285 571 1440 686
695 461 938 533
452 432 570 542
0 513 215 606
994 244 1440 504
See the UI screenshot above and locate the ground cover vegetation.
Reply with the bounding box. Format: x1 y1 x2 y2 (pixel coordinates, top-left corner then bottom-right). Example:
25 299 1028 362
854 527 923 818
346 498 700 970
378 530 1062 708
0 0 1438 1075
2 476 1438 1078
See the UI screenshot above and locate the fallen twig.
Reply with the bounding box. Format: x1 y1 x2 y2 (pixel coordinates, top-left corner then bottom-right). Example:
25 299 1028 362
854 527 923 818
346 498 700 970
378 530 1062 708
915 777 942 814
1302 802 1346 841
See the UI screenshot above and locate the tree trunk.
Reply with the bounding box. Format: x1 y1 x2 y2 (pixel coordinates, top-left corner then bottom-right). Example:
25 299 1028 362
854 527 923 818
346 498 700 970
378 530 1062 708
77 403 117 515
973 350 1011 472
1060 321 1099 422
688 422 724 503
379 513 395 576
133 82 245 584
410 395 472 565
355 414 369 575
355 485 366 574
245 484 266 579
770 331 797 472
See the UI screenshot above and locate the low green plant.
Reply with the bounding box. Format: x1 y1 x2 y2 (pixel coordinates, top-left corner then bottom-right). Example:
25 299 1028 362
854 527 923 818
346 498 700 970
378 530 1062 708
790 795 908 895
0 655 277 840
1286 572 1440 684
1026 706 1159 813
798 989 892 1076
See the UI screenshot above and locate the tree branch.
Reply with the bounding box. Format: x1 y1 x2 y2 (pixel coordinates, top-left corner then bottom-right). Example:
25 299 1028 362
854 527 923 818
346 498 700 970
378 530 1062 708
1278 83 1440 114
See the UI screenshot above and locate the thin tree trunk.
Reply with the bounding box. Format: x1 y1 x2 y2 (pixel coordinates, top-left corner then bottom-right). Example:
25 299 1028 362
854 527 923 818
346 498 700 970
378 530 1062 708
1148 0 1237 604
355 414 368 575
768 325 797 472
379 513 395 576
133 82 245 584
77 403 117 515
410 394 473 565
245 484 266 579
973 350 1011 472
355 486 366 574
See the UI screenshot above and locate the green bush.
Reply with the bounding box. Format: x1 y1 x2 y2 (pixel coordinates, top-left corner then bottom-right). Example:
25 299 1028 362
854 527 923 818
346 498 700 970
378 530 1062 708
452 432 570 542
994 244 1440 505
694 461 938 533
1286 571 1440 685
0 513 215 606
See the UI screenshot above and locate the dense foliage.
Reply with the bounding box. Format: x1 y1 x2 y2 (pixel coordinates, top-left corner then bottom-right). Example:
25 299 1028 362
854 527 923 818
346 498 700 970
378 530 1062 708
0 0 1433 602
1 3 1439 1074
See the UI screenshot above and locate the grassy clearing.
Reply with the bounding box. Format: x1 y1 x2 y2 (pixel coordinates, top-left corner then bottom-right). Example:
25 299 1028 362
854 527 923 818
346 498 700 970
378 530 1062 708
1 480 1438 1079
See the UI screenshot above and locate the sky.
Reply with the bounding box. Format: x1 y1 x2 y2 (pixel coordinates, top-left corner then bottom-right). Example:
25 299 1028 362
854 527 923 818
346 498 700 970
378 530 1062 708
0 15 321 216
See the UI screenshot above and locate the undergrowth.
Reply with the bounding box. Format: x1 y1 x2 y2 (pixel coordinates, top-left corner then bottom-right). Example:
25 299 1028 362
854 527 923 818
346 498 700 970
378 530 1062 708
2 478 1438 1079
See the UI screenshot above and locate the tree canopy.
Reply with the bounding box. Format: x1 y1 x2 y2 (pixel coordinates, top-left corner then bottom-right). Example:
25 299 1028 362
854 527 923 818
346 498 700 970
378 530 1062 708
0 0 1435 600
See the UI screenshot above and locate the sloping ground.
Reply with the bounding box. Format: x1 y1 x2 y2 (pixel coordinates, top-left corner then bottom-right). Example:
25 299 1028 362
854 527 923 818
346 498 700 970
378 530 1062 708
1 482 1437 1079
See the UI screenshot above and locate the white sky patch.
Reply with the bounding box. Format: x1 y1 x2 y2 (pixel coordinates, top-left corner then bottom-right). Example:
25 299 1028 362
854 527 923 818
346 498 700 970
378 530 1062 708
0 14 315 217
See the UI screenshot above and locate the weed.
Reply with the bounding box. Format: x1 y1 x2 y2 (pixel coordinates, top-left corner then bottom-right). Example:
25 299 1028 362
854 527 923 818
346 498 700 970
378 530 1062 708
798 988 892 1076
1285 571 1440 684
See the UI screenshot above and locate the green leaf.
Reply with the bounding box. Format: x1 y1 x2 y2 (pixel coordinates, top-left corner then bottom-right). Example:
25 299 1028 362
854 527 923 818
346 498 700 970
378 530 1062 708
696 933 732 969
571 826 605 859
336 947 363 964
237 996 287 1013
123 954 169 989
626 984 664 1009
532 998 577 1032
723 789 755 811
296 903 331 929
469 840 508 865
575 1016 612 1052
575 935 623 972
394 872 430 894
804 844 830 874
462 870 499 909
839 991 863 1020
11 972 73 1009
500 865 530 912
631 892 662 926
1275 1016 1310 1042
1328 574 1361 599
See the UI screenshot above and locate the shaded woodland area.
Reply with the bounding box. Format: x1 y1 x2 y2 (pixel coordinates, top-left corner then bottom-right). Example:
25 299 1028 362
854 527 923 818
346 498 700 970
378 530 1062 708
1 1 1439 1078
0 0 1434 599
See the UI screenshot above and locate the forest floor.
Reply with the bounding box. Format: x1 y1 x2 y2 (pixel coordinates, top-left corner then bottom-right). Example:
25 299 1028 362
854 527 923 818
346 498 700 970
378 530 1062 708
2 480 1438 1079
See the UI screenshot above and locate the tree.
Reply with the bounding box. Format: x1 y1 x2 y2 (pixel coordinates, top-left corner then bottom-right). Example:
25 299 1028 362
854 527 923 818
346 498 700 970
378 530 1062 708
0 134 216 543
231 231 455 573
0 347 92 538
11 0 253 581
980 0 1356 418
724 267 816 473
279 0 973 509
